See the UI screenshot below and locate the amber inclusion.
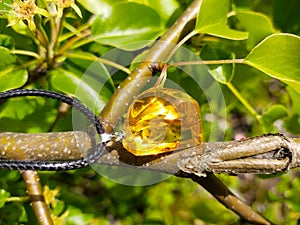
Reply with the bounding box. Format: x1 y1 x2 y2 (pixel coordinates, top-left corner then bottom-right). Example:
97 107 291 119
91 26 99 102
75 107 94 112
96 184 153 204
122 87 202 156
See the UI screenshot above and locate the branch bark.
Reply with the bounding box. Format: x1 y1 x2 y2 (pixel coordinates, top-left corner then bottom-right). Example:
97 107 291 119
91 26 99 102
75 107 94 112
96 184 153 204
3 131 300 223
1 132 298 176
21 170 54 225
1 131 299 224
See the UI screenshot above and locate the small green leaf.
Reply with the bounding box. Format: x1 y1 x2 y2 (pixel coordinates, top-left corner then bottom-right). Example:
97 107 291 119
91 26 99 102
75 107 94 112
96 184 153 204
0 189 10 208
0 46 17 70
235 10 275 48
91 2 162 50
200 45 235 83
193 199 237 223
287 87 300 115
195 0 248 40
245 34 300 94
0 69 28 92
0 34 14 49
66 206 93 224
208 62 234 84
285 87 300 133
261 104 288 126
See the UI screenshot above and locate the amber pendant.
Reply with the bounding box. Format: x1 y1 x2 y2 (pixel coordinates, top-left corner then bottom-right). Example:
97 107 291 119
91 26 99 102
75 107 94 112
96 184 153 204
122 88 202 156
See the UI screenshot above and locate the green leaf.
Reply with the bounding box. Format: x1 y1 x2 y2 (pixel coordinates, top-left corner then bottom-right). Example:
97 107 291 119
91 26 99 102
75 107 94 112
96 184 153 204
261 104 288 126
235 10 275 48
0 34 14 49
91 2 162 50
287 87 300 115
245 34 300 94
195 0 248 40
285 87 300 133
78 0 177 24
193 198 237 224
0 46 28 91
0 96 45 120
200 45 235 83
77 0 124 15
0 96 57 133
0 189 10 208
63 51 114 100
0 69 28 92
130 0 179 23
50 68 111 114
64 51 115 89
66 206 93 225
209 62 234 84
0 46 16 70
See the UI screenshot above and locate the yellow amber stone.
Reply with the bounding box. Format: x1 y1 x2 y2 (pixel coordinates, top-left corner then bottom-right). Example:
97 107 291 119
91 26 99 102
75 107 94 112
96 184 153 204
122 87 202 156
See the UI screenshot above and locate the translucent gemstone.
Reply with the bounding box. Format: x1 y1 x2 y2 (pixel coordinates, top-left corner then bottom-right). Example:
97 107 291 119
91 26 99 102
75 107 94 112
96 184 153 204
122 87 202 156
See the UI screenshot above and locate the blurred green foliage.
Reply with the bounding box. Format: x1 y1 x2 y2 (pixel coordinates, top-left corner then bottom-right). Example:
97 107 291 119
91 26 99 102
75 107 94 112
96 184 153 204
0 0 299 224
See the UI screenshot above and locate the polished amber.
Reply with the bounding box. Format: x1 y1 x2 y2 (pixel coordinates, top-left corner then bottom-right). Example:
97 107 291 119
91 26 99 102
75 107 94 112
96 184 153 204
123 87 202 156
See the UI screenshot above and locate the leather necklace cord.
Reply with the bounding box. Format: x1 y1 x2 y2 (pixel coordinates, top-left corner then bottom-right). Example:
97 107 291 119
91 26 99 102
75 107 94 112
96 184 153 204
0 89 106 170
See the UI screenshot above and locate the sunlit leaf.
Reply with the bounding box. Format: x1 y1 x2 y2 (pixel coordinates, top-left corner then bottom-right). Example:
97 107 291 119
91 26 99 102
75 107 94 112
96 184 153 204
261 104 288 127
129 0 179 23
0 69 28 92
66 206 94 224
0 46 16 70
50 68 111 114
77 0 123 15
200 45 235 83
235 10 275 48
91 2 162 50
0 189 10 208
245 34 300 94
195 0 248 40
0 34 14 49
0 96 56 133
78 0 178 24
193 198 238 223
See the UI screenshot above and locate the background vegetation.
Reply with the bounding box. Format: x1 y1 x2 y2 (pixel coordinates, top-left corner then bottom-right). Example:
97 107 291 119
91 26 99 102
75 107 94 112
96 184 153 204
0 0 299 224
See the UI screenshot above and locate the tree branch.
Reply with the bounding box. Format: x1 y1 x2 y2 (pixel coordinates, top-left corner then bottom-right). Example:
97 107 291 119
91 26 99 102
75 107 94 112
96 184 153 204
2 132 300 224
21 170 54 225
1 133 298 176
0 131 90 161
99 0 202 131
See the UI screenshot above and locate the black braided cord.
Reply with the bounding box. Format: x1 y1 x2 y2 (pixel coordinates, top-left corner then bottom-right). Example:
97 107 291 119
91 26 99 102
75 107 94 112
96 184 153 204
0 89 106 170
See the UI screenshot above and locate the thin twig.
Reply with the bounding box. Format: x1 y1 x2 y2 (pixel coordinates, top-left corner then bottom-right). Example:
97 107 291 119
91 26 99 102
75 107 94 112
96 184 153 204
65 52 131 75
187 174 273 225
21 170 54 225
171 58 244 67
